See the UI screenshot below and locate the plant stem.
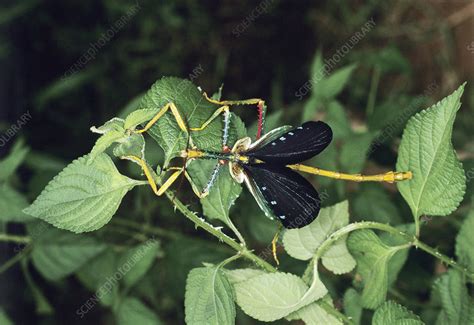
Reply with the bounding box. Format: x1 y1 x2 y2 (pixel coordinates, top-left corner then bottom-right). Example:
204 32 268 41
0 233 31 244
303 221 474 281
415 216 420 238
164 190 277 273
319 300 354 325
413 238 474 280
0 245 32 274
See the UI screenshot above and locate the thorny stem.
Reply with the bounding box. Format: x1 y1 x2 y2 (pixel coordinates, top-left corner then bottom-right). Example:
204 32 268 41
163 189 277 273
303 221 474 282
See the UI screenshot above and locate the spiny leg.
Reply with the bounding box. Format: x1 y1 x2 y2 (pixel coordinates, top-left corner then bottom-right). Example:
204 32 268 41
287 164 413 183
202 92 266 139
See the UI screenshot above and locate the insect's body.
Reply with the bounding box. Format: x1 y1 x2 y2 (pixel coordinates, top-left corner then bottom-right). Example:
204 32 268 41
127 88 411 231
181 122 412 229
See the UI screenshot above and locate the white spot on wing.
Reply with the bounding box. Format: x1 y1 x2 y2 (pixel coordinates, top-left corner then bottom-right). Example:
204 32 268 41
271 201 277 205
279 215 286 220
261 187 267 191
271 142 276 146
288 132 294 135
297 126 303 129
279 137 286 141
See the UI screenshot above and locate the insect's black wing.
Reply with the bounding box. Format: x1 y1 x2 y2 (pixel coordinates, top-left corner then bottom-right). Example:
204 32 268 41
246 121 333 164
243 164 321 229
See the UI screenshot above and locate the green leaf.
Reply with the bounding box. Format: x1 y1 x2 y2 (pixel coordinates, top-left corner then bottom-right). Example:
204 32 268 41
0 139 29 181
88 130 126 163
326 101 351 139
234 272 327 322
189 160 242 223
380 224 414 286
0 183 32 222
283 201 356 274
434 270 474 325
397 83 466 218
344 288 363 325
319 64 357 100
372 301 424 325
143 77 222 165
340 132 374 173
29 223 106 281
455 210 474 275
185 266 236 325
119 239 161 288
0 309 13 325
287 296 342 324
21 258 54 315
23 153 139 233
116 297 162 325
225 268 266 284
113 133 146 161
347 229 409 309
75 248 120 306
123 108 159 130
353 184 401 224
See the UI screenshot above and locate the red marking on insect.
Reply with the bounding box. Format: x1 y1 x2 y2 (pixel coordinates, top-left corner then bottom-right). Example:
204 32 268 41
222 145 230 153
256 101 264 139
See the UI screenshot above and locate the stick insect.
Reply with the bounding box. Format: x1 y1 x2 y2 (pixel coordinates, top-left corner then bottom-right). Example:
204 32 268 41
125 91 412 263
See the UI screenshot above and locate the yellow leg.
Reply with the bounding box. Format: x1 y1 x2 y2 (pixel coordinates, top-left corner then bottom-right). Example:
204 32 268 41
189 105 230 132
271 226 282 266
203 92 264 107
287 164 413 183
203 92 266 139
158 166 209 198
135 102 189 134
183 171 209 198
124 156 183 196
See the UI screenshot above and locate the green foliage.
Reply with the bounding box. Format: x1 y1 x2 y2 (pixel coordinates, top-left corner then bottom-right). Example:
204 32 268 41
143 77 222 164
455 210 474 275
29 223 107 281
6 73 470 324
23 153 141 232
119 240 161 288
433 270 474 324
347 229 410 309
372 301 423 325
397 84 466 219
286 297 342 324
185 266 236 325
0 139 29 181
352 184 401 223
115 297 162 325
343 288 363 325
234 272 326 322
302 50 356 120
0 183 31 222
283 201 356 274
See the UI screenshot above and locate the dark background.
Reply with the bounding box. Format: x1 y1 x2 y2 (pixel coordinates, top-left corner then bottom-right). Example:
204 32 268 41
1 0 473 324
